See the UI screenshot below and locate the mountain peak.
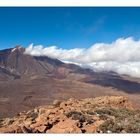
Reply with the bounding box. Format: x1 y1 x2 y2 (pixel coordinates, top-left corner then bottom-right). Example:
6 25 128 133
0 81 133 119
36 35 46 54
11 45 24 53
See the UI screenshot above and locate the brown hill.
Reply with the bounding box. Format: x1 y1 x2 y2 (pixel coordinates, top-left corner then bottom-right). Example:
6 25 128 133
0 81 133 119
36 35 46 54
0 46 90 79
1 96 139 133
0 46 140 119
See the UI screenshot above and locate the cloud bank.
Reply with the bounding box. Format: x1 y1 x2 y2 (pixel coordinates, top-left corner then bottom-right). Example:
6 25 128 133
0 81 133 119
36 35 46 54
25 37 140 78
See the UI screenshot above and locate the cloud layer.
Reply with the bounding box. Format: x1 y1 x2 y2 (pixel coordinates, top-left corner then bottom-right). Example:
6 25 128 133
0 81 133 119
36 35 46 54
25 37 140 78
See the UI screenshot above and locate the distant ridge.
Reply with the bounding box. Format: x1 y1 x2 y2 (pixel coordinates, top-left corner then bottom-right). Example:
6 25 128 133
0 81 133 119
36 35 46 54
0 46 140 119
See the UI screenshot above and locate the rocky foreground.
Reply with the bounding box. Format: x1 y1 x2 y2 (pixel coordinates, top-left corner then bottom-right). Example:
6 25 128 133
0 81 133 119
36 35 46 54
0 96 140 133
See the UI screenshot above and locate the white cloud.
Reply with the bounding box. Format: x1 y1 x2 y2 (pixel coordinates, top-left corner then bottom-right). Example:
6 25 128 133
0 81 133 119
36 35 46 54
24 37 140 78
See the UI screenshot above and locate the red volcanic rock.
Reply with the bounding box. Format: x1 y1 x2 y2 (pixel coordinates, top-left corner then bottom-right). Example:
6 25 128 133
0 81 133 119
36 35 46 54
0 96 136 133
47 119 81 133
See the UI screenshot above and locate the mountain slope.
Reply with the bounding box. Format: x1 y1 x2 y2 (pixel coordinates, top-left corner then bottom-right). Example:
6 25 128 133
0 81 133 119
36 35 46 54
0 46 140 118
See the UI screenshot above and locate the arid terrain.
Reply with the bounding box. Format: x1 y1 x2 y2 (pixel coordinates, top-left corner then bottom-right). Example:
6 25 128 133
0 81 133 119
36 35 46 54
0 46 140 120
1 96 140 133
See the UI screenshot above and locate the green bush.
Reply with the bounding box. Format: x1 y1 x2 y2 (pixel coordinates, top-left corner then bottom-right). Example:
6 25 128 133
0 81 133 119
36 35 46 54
99 108 140 133
26 110 38 120
86 110 96 115
65 111 85 122
95 108 114 116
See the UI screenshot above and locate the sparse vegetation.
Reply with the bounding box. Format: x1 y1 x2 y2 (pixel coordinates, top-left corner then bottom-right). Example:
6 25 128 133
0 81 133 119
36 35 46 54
95 108 114 116
65 111 85 122
100 119 124 133
26 110 38 121
0 96 140 133
99 108 140 133
86 110 96 115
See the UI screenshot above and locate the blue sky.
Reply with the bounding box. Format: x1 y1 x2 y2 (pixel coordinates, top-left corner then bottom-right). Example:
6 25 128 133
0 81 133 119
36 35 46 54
0 7 140 50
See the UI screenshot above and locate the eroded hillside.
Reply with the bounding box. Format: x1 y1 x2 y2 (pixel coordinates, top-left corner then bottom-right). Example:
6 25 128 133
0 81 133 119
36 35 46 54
0 96 140 133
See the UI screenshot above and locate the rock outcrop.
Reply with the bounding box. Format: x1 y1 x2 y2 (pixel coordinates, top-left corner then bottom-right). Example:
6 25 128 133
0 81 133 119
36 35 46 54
0 96 138 133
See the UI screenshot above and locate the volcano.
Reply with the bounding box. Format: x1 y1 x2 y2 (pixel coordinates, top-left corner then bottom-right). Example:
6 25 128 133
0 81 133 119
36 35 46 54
0 46 92 80
0 46 140 118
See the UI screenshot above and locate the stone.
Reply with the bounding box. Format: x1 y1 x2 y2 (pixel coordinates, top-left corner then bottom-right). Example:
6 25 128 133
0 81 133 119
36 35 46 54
47 119 81 133
21 126 32 133
83 124 98 133
35 125 47 133
53 100 61 107
0 96 135 133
